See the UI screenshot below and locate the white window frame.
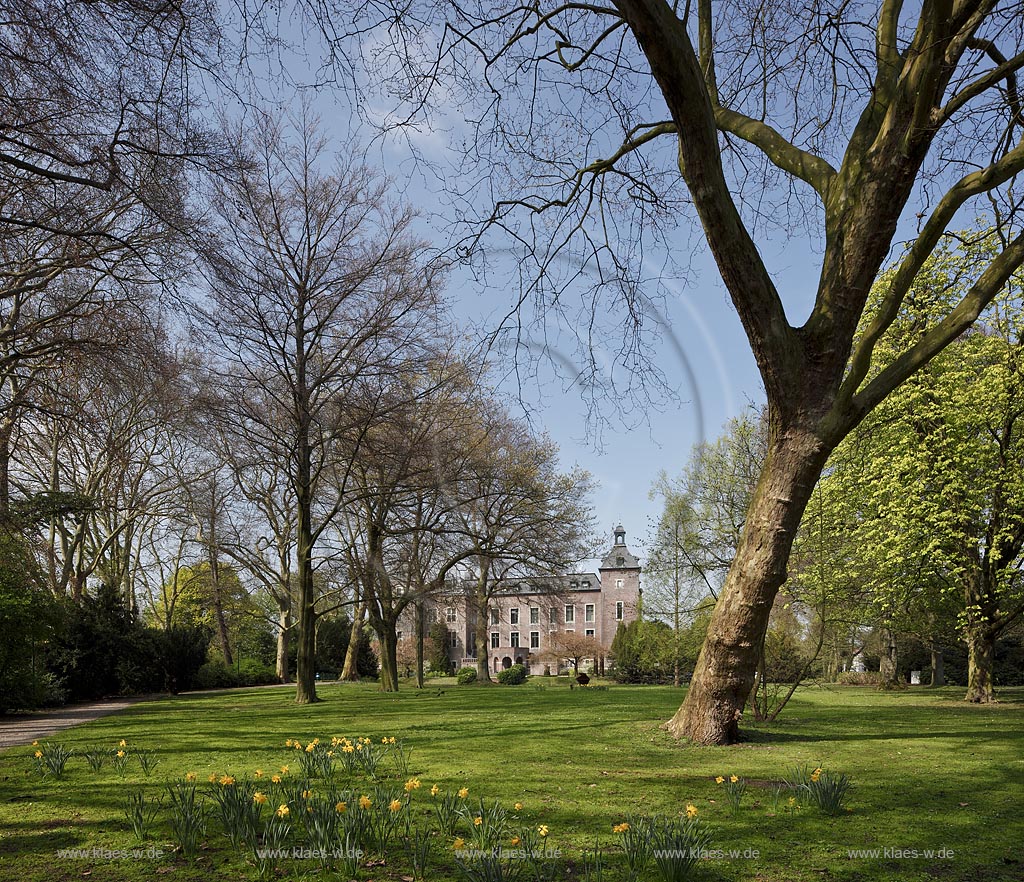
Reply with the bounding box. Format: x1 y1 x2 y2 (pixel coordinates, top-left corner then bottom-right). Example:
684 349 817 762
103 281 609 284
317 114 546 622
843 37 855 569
510 631 520 648
446 607 457 623
530 631 540 649
510 607 520 625
585 604 595 623
491 632 500 649
530 606 539 624
616 601 624 620
564 604 575 624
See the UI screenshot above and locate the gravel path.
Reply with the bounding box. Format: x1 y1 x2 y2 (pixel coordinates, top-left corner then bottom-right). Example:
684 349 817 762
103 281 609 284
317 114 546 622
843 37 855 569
0 698 144 750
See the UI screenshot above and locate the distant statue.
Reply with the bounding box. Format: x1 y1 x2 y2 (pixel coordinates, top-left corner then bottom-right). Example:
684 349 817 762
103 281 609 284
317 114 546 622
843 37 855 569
576 672 590 687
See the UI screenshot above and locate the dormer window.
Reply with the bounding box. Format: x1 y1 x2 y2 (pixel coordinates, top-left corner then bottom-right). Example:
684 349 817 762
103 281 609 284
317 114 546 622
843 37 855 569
616 556 625 567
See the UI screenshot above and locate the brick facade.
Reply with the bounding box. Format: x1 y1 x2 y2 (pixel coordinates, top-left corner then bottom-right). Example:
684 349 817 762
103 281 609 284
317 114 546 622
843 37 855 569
399 526 641 675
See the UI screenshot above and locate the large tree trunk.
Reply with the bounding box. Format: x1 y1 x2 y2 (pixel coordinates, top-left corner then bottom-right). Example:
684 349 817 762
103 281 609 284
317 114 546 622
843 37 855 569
474 589 492 682
340 598 366 681
378 624 400 692
276 605 291 683
878 626 899 687
965 630 995 703
667 423 827 744
415 601 425 689
294 476 318 703
208 549 234 667
929 644 944 687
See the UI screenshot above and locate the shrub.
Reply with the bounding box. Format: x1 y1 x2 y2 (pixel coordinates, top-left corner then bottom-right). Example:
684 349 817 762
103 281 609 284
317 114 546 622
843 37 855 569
456 667 477 685
195 660 240 689
237 659 279 685
835 671 883 686
496 664 527 685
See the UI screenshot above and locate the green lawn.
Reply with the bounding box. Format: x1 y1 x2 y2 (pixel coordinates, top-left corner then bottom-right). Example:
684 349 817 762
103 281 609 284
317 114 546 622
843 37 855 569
1 681 1021 881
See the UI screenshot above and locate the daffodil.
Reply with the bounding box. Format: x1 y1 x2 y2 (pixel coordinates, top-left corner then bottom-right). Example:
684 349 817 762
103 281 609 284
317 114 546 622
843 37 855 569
685 804 698 819
404 777 421 792
116 750 126 758
514 802 523 811
31 740 38 747
305 743 315 753
715 776 724 784
33 750 42 759
301 789 312 800
208 773 218 783
253 791 268 805
276 804 289 818
473 816 483 826
220 775 235 786
389 799 402 813
285 739 293 747
538 825 549 837
453 838 465 850
118 739 127 748
271 774 282 784
510 836 521 846
280 765 289 774
335 801 347 813
730 775 739 783
254 769 263 778
613 822 630 834
430 784 440 797
359 795 372 810
458 787 469 798
185 772 196 783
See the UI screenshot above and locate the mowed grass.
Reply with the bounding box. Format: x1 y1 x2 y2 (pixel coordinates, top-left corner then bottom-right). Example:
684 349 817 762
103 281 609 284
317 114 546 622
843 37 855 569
1 681 1022 882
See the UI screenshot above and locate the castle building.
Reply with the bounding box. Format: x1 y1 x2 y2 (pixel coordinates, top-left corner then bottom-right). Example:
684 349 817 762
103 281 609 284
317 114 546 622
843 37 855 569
400 525 642 675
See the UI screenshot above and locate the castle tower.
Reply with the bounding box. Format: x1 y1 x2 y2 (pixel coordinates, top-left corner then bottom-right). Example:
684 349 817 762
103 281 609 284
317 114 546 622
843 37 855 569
598 524 641 645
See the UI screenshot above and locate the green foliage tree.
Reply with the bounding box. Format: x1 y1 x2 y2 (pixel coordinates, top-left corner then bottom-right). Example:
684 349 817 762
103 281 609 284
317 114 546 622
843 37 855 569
160 563 270 667
427 621 452 674
0 527 60 710
823 236 1024 701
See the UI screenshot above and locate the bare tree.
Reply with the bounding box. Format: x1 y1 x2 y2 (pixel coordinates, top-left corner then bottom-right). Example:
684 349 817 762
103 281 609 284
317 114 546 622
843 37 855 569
545 631 604 677
456 406 596 681
293 0 1024 741
199 111 443 703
